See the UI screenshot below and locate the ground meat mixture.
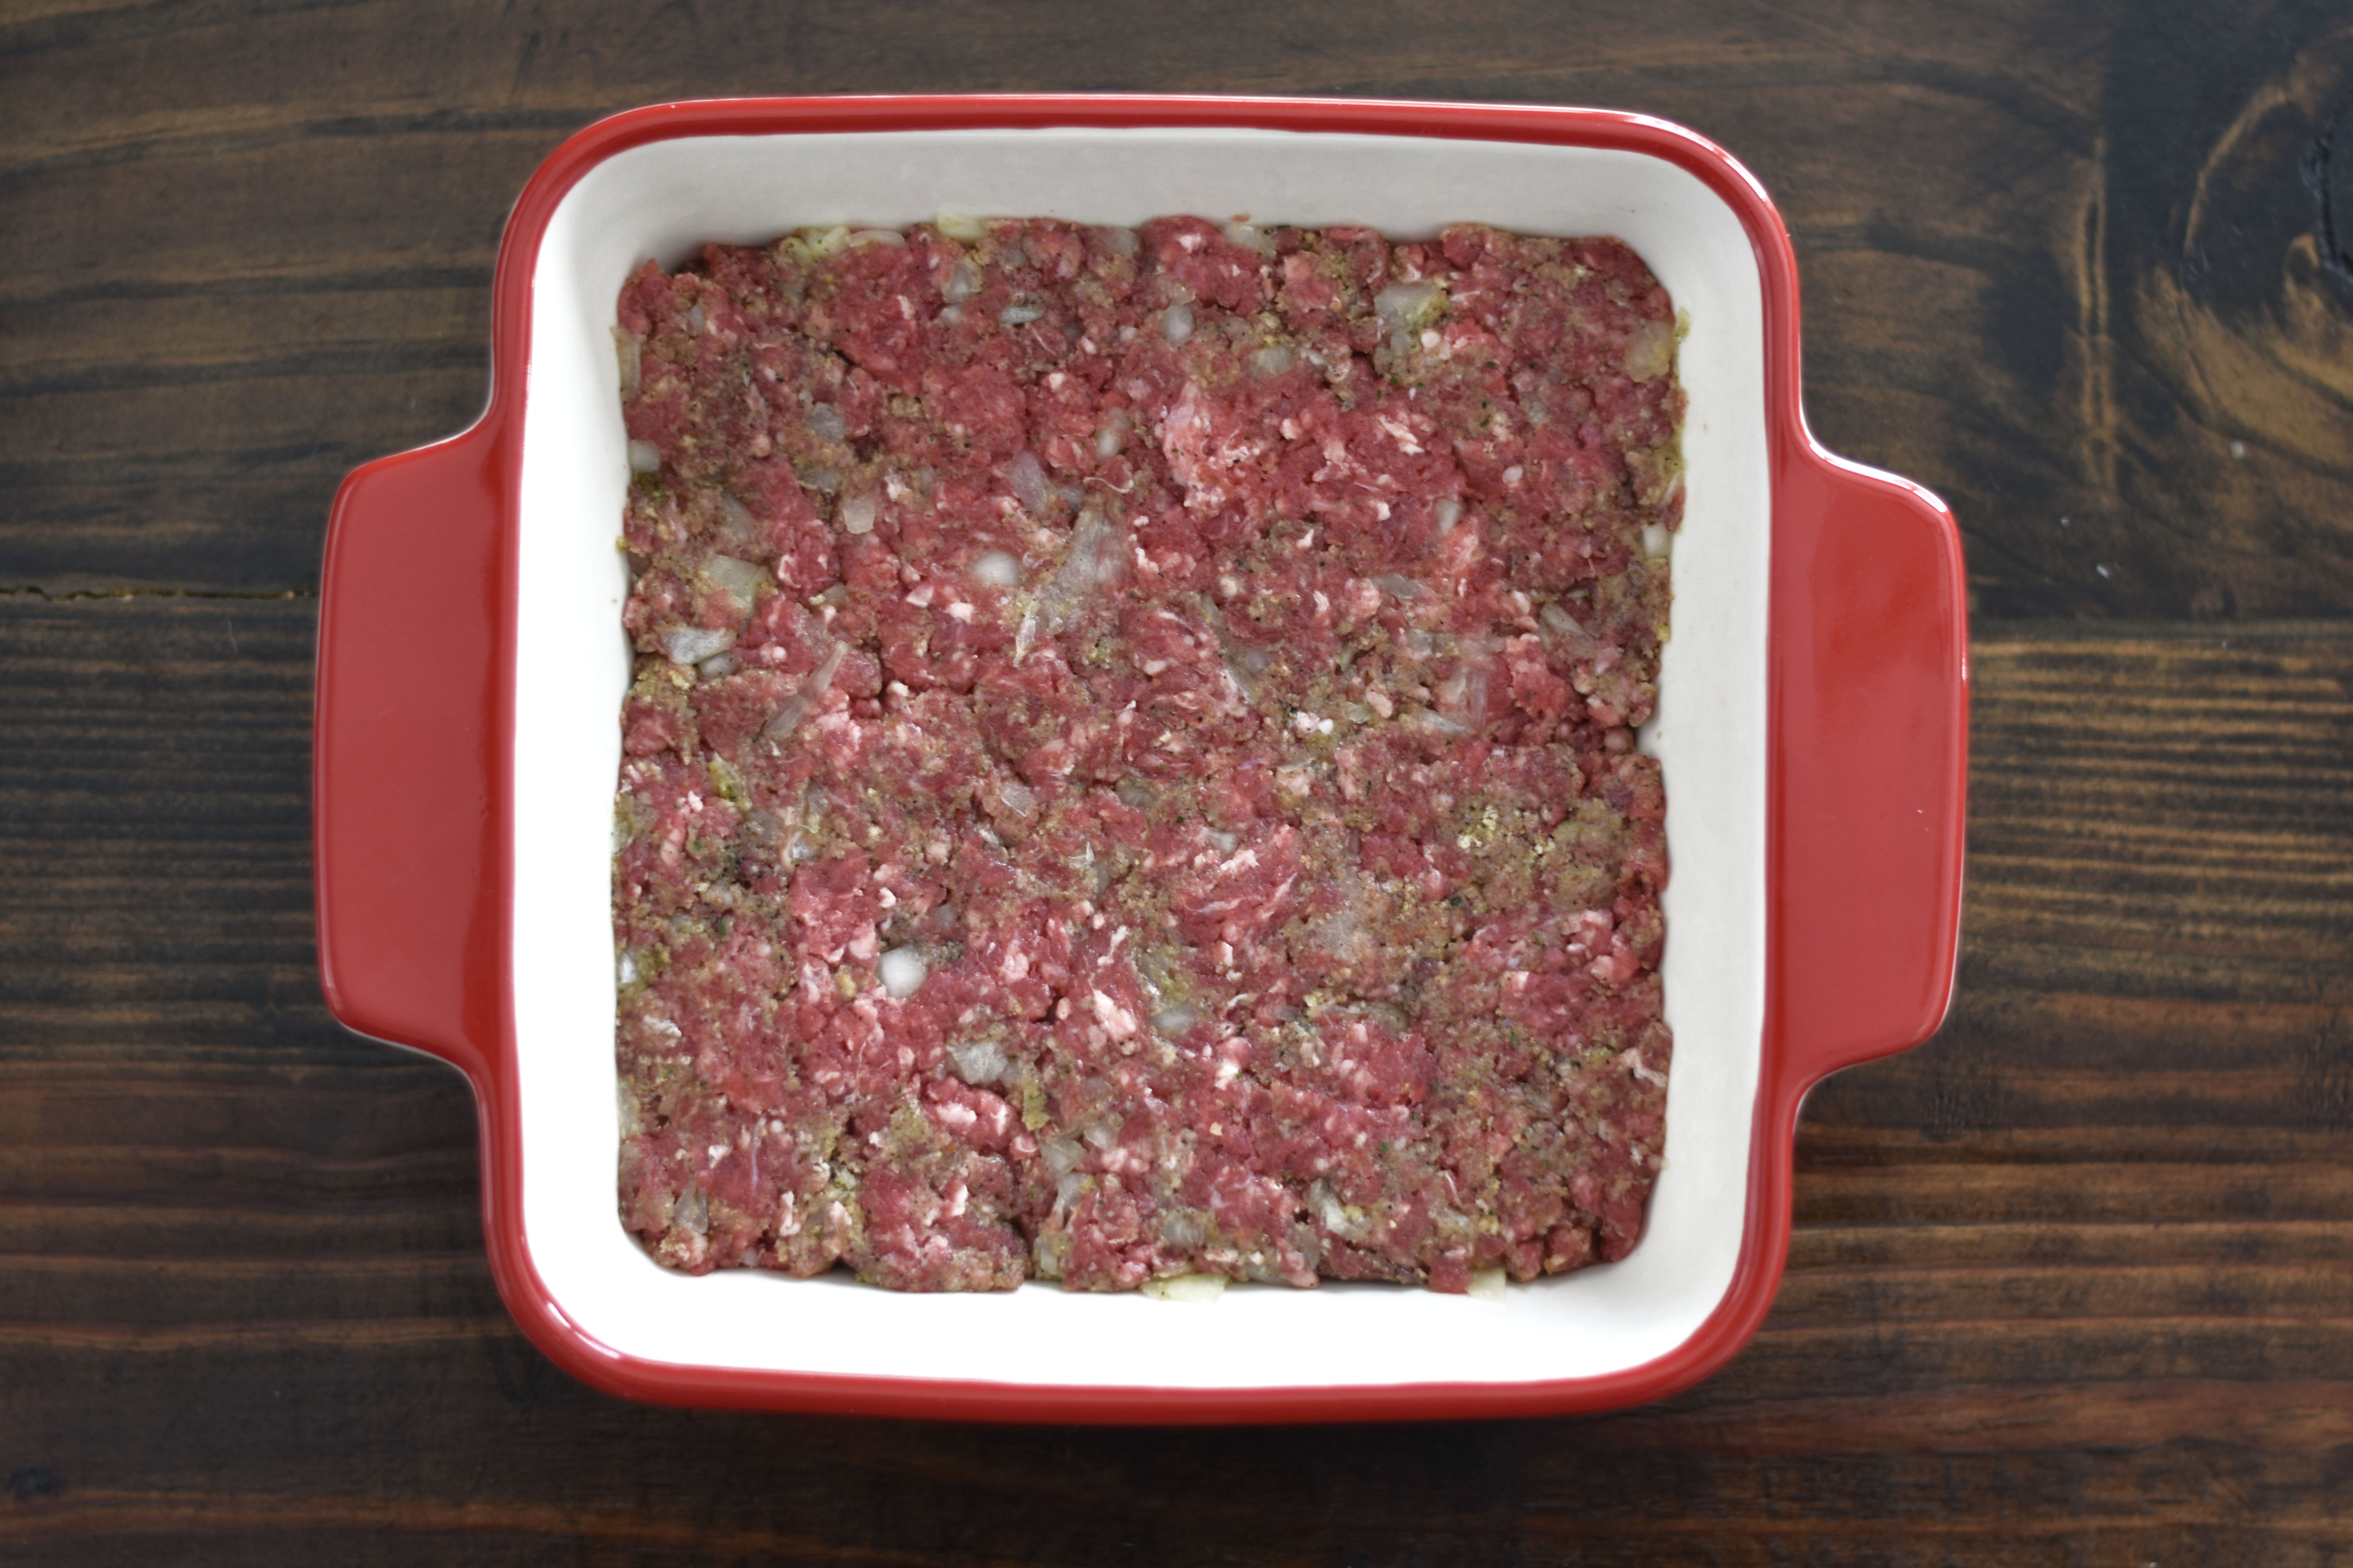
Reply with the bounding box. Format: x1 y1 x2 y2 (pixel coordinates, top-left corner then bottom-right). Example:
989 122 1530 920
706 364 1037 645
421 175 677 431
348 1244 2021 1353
611 214 1682 1295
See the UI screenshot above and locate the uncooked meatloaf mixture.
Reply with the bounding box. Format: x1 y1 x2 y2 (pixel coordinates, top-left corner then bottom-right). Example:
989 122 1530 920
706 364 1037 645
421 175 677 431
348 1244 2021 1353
611 214 1681 1295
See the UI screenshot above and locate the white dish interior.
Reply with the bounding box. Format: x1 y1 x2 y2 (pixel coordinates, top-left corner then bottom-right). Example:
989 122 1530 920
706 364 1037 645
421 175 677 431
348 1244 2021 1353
511 125 1769 1392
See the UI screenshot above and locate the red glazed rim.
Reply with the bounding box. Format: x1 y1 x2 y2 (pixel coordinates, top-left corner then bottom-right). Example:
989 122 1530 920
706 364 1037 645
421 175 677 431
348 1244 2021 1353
315 95 1969 1423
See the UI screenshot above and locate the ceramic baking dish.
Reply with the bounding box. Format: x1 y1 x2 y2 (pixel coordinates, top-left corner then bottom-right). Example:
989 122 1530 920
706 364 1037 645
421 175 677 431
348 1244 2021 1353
314 95 1966 1422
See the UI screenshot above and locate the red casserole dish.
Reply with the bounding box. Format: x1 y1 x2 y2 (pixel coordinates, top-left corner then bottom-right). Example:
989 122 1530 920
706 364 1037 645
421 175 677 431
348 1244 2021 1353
314 95 1966 1422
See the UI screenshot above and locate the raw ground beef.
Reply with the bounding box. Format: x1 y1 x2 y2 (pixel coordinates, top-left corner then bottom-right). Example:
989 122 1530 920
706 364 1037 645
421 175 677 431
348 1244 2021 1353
611 214 1682 1295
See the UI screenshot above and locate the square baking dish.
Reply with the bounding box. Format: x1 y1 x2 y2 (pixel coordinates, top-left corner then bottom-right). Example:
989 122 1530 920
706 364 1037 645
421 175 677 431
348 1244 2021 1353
314 96 1966 1422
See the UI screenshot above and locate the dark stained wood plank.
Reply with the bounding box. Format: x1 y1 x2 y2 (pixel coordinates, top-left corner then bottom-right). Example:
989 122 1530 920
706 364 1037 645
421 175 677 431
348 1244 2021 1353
0 597 2347 1562
6 0 2353 614
0 594 330 1056
9 1 2353 1559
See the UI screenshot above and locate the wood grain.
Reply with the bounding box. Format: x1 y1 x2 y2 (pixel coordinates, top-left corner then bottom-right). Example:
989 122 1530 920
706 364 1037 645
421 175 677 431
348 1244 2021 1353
0 597 2346 1562
7 0 2353 1560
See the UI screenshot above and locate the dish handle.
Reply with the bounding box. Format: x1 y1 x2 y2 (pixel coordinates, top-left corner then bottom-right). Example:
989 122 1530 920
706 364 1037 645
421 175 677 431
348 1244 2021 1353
314 423 507 1086
1769 445 1969 1088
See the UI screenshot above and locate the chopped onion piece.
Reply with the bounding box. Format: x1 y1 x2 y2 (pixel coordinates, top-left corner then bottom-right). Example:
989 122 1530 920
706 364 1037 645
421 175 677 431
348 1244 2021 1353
1159 1209 1208 1249
1375 279 1448 339
1150 1002 1200 1035
879 946 928 999
765 641 848 739
1141 1273 1227 1303
697 652 735 678
1098 225 1140 256
1226 644 1272 678
1313 1181 1355 1235
935 211 986 241
805 402 847 443
1161 302 1194 345
838 491 878 535
1205 828 1239 853
946 1039 1007 1084
664 626 734 666
718 493 761 546
1222 221 1272 255
971 550 1023 588
1005 450 1050 513
1029 509 1125 643
1625 318 1675 381
1437 663 1489 724
1433 495 1463 534
614 329 641 398
702 554 765 613
998 300 1046 325
846 228 905 248
627 439 662 474
1248 343 1294 377
1466 1266 1509 1301
996 779 1039 817
1642 523 1673 561
942 257 983 303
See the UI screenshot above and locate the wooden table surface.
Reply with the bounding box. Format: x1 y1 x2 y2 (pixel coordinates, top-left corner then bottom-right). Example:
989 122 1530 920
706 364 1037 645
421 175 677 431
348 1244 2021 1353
6 2 2351 1561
